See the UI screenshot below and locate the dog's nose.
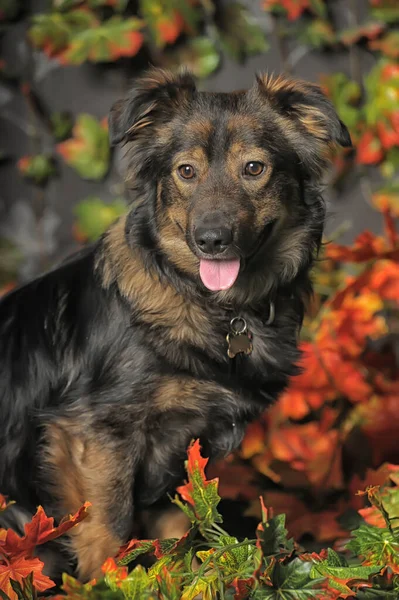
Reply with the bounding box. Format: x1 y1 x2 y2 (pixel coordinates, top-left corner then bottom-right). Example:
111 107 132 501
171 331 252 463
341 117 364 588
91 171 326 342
194 226 233 255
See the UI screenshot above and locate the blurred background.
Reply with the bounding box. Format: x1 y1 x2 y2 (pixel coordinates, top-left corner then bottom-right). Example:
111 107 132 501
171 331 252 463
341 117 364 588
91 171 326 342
0 0 398 552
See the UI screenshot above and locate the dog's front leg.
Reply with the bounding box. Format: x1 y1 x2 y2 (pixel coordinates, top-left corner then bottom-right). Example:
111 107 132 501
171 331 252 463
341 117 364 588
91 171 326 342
43 417 138 581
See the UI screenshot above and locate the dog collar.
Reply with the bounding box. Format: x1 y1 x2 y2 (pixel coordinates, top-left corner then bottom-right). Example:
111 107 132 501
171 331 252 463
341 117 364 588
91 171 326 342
226 301 275 358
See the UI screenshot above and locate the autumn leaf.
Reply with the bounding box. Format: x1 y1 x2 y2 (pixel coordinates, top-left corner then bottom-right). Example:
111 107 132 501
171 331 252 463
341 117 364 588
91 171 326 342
346 524 399 573
373 185 399 217
263 0 311 21
0 556 55 600
175 439 222 532
17 154 56 185
339 21 385 46
57 114 110 180
356 131 384 165
309 549 381 599
73 197 127 242
0 503 90 559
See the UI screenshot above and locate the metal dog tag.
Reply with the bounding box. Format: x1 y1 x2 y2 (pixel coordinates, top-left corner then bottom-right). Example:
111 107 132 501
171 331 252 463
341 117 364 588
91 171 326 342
227 317 253 358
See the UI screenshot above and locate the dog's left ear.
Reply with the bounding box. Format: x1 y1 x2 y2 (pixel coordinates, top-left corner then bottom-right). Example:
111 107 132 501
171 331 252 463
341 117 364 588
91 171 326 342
253 73 352 178
109 68 197 146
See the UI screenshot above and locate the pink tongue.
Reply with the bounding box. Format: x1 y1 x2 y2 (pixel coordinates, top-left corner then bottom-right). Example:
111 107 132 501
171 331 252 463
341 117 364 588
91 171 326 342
199 259 240 291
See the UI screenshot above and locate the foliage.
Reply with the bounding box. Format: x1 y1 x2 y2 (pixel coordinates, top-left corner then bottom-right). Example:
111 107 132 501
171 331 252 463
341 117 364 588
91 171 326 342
2 443 399 598
0 0 399 595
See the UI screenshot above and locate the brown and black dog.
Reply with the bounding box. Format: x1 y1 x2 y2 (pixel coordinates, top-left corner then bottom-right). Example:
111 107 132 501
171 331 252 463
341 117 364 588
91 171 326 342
0 68 351 579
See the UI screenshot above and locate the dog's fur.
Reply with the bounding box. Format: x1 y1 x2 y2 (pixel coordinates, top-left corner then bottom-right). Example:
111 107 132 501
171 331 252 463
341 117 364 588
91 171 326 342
0 69 351 579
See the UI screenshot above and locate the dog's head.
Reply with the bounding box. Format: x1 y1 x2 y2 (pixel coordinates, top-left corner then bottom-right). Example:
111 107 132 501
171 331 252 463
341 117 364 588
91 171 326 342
109 69 351 303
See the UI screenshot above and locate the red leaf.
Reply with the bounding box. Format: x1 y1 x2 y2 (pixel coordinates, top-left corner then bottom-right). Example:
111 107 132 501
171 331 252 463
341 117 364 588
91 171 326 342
176 439 209 506
356 131 384 165
0 503 90 559
0 556 55 600
233 576 255 599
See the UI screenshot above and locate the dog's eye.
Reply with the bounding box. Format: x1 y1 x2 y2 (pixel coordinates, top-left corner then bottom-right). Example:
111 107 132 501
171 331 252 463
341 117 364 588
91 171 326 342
244 161 265 177
178 165 196 180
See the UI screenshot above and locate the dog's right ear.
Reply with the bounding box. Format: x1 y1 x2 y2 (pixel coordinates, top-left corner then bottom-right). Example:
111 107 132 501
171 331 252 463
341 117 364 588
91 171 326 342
109 68 197 146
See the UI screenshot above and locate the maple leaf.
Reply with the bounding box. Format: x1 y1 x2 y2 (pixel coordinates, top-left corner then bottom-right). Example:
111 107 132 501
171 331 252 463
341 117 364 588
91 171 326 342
0 556 54 600
0 502 90 559
259 558 326 598
309 548 381 599
57 114 110 180
175 439 222 532
346 524 399 573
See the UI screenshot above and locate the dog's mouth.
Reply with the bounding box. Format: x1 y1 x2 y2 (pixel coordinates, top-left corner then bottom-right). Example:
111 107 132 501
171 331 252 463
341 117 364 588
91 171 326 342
199 258 241 292
197 220 277 292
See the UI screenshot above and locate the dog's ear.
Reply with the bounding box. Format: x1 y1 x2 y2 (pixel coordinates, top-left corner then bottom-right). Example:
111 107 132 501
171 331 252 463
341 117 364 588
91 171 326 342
109 68 197 146
253 73 352 177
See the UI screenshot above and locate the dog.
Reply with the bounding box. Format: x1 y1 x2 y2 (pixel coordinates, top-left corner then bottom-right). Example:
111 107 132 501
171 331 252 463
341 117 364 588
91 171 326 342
0 68 351 580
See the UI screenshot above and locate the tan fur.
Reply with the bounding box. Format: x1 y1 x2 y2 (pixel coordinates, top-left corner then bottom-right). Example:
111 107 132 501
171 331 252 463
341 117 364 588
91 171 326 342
152 376 227 411
44 421 124 581
100 217 213 349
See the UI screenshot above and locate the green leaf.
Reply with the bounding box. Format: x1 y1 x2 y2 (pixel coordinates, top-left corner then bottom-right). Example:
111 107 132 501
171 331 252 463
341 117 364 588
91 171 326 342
57 114 110 180
346 524 399 571
370 6 399 24
50 111 74 141
120 565 154 599
9 574 36 600
299 18 336 48
257 513 294 557
218 2 269 61
74 197 127 242
62 16 144 64
17 154 56 185
308 0 327 19
253 559 325 599
310 550 382 598
171 37 220 79
29 9 97 56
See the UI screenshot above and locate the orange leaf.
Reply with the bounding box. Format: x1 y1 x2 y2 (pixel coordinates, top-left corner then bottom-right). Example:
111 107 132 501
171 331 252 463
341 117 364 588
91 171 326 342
356 131 384 165
0 556 55 600
0 502 90 558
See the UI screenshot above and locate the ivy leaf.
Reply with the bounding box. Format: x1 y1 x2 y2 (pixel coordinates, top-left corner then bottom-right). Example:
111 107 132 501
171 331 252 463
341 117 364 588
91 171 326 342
57 114 110 180
299 18 336 48
50 111 74 141
73 197 127 243
346 524 399 573
320 73 362 130
370 31 399 58
119 565 155 599
339 21 385 46
309 549 382 599
253 558 326 599
170 37 220 79
174 439 222 533
218 2 269 61
29 9 97 57
373 184 399 217
370 3 399 24
256 499 294 559
61 16 144 64
17 155 56 186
